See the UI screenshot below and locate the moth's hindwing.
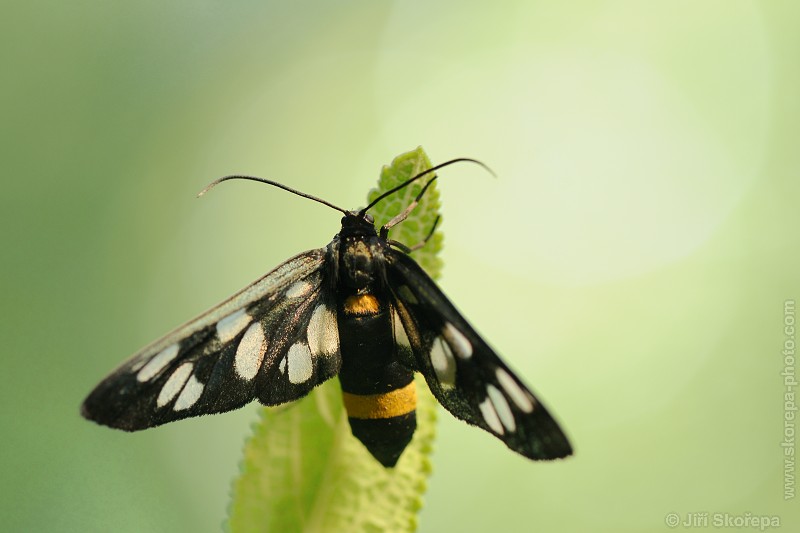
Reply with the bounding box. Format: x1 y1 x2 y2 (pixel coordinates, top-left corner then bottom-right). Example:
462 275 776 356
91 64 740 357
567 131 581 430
385 250 572 460
81 248 342 431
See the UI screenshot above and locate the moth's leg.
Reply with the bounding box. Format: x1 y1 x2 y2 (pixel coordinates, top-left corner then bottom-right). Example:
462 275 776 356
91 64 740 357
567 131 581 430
379 177 437 240
387 214 440 253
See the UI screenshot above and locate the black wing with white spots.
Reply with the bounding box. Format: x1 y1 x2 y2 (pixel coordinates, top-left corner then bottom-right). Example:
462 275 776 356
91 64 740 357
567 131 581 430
82 249 342 431
385 250 572 460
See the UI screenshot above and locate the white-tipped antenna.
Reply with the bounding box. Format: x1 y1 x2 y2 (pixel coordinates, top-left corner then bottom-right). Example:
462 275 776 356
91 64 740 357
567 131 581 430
198 175 349 214
359 158 495 216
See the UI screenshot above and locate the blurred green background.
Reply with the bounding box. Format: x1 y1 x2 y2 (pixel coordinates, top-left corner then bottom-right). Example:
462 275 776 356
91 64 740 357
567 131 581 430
2 1 798 531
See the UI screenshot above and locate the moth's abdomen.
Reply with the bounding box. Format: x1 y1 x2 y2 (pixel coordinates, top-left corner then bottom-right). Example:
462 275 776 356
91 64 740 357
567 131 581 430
343 382 417 467
338 293 417 467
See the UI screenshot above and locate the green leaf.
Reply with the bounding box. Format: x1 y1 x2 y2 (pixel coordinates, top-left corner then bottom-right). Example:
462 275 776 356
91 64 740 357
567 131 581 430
367 147 443 278
228 147 441 533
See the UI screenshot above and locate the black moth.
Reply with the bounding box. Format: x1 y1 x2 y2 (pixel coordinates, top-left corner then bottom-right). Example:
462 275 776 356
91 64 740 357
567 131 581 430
82 159 572 467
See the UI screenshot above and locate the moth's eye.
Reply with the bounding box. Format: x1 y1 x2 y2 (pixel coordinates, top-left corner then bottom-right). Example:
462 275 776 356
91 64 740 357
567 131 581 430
364 214 374 224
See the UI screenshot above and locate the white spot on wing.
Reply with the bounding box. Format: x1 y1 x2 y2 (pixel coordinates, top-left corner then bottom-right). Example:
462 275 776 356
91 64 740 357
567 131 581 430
392 309 410 349
216 309 252 343
307 304 339 356
287 342 313 384
487 384 516 432
174 375 204 411
479 397 504 434
285 280 313 299
137 343 179 382
156 362 193 407
442 323 472 359
430 336 456 389
279 356 287 374
235 322 267 381
496 368 535 413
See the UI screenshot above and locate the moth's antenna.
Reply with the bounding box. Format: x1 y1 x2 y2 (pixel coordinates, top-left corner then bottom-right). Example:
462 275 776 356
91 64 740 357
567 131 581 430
359 158 495 216
198 175 349 214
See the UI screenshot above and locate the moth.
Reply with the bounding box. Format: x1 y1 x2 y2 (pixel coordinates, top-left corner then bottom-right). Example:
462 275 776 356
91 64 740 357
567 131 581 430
81 159 572 467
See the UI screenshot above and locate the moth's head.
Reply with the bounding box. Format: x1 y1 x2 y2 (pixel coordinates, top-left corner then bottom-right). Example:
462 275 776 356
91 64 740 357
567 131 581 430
340 211 377 236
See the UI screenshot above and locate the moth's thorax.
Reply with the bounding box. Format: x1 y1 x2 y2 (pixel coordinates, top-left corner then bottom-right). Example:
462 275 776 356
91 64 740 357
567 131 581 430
335 212 385 292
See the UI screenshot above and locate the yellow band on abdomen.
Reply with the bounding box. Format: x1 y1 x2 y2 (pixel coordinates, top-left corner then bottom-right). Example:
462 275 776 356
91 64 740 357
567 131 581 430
342 381 417 419
343 293 381 315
